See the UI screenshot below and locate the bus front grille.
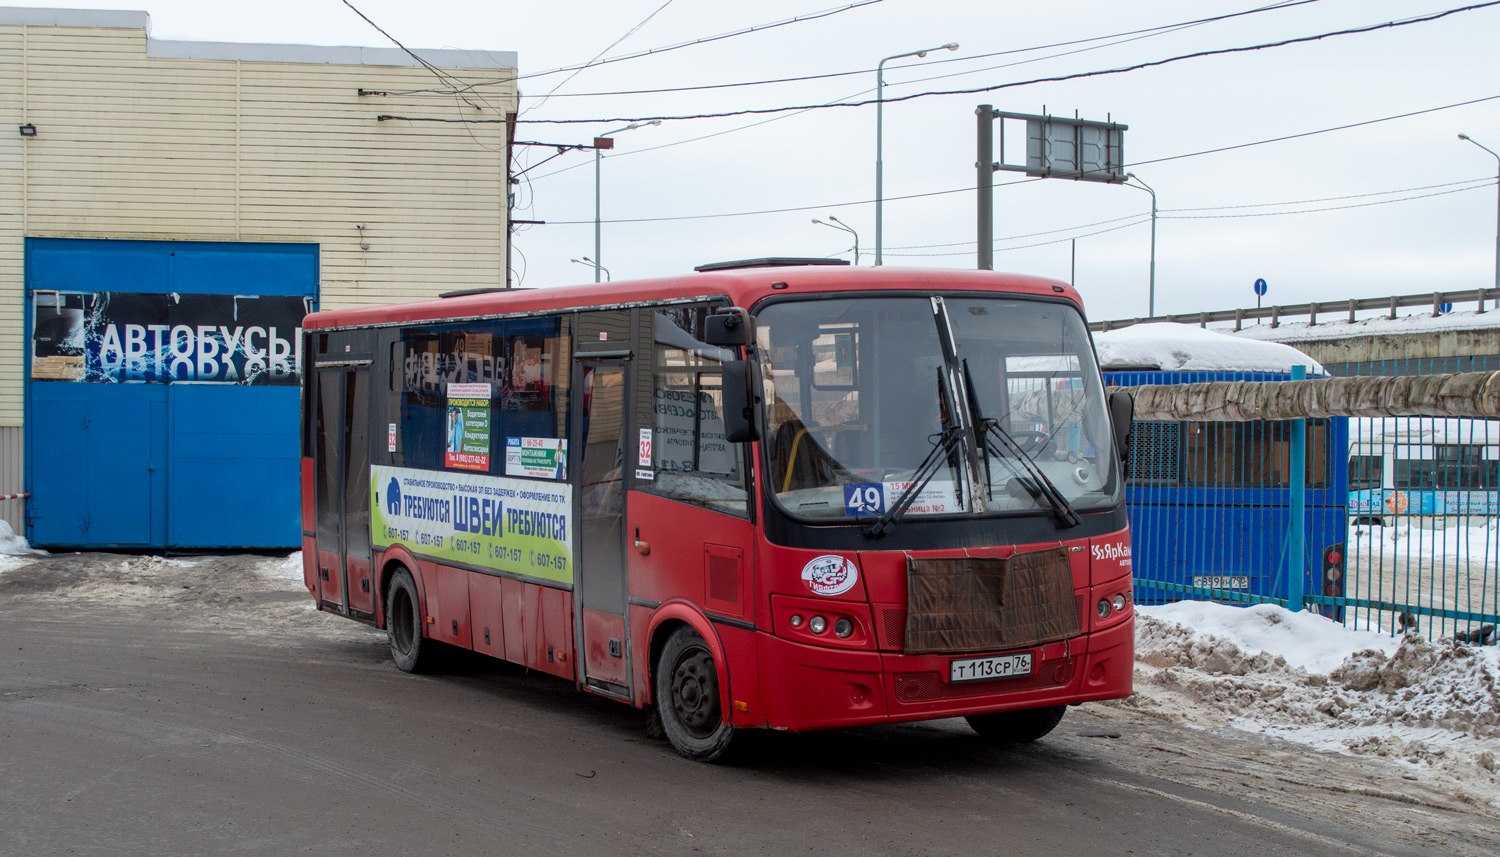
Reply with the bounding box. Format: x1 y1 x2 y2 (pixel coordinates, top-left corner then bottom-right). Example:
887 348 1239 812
880 594 1091 652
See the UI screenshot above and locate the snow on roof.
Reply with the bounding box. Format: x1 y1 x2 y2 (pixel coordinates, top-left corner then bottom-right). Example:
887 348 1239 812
1095 322 1325 374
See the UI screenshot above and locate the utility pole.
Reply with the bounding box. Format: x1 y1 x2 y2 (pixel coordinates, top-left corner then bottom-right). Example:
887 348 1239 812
976 104 995 270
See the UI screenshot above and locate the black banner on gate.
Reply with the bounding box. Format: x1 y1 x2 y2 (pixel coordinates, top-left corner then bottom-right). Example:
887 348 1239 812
31 291 308 385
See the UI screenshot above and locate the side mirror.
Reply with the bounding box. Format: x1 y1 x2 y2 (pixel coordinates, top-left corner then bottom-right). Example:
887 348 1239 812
1108 390 1134 465
720 359 760 443
705 308 755 348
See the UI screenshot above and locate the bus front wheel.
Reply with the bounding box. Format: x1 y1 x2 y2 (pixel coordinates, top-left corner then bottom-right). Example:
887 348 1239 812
656 626 736 762
965 705 1066 744
387 567 434 674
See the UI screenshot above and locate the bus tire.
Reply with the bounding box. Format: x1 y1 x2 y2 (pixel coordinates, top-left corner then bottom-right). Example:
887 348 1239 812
387 567 434 674
656 625 736 762
965 704 1066 744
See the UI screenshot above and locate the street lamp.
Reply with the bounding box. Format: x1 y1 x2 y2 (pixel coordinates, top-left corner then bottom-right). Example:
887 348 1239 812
570 256 610 281
1125 172 1158 317
593 119 660 283
1458 133 1500 307
812 215 861 264
875 42 958 266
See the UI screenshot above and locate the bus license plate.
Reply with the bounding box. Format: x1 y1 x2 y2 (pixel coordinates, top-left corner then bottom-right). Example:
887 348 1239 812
950 653 1032 683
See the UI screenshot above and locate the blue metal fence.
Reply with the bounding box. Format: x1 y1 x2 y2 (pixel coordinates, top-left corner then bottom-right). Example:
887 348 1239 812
1112 364 1499 643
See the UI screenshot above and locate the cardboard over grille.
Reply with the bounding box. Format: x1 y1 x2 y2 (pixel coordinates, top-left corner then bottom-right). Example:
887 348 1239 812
904 547 1079 655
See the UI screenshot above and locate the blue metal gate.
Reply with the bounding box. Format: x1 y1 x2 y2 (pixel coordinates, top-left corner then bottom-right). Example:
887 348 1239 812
24 238 317 549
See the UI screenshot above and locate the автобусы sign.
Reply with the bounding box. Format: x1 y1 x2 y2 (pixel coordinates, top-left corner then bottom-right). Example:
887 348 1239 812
31 291 307 385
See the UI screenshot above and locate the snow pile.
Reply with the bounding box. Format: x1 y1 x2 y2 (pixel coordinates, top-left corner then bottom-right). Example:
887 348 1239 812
263 550 306 582
1095 322 1325 374
1124 602 1500 804
0 519 45 558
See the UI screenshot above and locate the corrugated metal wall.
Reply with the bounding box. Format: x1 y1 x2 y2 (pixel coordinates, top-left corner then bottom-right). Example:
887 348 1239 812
0 14 517 541
0 427 21 535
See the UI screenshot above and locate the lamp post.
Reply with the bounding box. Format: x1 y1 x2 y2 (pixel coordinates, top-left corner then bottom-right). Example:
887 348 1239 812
1125 172 1158 317
570 256 610 281
1458 133 1500 307
876 42 958 266
593 119 660 283
812 215 861 264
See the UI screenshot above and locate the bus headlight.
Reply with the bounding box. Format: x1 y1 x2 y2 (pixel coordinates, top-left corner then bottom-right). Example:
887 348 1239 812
1097 599 1112 619
789 614 804 628
809 616 827 634
834 617 853 638
1113 594 1127 612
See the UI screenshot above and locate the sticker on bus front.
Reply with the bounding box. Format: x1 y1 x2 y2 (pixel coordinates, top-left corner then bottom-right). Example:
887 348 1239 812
843 483 885 515
801 555 859 597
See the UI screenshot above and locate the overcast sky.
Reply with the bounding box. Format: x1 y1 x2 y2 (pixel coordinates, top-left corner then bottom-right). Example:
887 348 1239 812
13 0 1500 321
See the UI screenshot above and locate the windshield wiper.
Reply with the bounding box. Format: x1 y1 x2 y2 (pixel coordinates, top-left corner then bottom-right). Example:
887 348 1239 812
963 360 1081 529
863 425 966 539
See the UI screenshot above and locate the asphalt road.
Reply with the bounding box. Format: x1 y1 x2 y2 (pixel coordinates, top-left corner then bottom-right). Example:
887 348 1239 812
1 553 1496 856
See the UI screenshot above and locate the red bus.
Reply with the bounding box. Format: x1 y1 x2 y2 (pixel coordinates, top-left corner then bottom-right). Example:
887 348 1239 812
301 259 1136 761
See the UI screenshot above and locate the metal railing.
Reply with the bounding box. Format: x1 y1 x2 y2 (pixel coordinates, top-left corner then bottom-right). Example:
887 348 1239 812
1092 287 1494 332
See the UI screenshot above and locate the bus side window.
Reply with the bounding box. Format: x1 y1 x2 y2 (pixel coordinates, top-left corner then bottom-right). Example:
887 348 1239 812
495 316 569 479
639 306 749 517
396 322 503 472
1185 420 1330 488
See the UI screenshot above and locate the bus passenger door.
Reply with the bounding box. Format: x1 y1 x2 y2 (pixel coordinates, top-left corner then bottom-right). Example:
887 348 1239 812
573 360 632 698
312 364 374 617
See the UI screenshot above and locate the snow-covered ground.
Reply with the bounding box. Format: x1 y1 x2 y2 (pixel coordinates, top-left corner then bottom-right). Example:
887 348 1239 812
1121 601 1500 810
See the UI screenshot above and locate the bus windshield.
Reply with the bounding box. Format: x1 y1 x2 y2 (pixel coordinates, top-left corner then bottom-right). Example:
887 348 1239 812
755 295 1120 522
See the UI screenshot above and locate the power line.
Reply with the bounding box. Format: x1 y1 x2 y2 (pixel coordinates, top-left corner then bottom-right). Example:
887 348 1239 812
342 0 509 154
885 217 1154 258
1162 180 1497 219
886 214 1147 251
381 1 1500 126
517 1 883 84
518 1 1323 182
526 87 866 184
883 179 1499 258
1131 93 1500 167
340 0 467 93
1163 177 1496 212
883 178 1499 255
526 93 1500 226
524 0 677 115
385 0 1322 100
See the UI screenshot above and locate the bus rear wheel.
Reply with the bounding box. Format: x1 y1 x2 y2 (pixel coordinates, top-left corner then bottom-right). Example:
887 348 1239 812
656 626 736 762
387 567 433 674
965 705 1066 744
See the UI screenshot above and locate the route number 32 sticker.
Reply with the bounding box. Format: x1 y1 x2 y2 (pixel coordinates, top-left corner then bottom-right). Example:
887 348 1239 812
801 555 860 597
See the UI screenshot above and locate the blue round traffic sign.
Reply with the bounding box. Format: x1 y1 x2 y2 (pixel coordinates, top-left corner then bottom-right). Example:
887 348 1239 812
1439 302 1453 314
1253 278 1268 297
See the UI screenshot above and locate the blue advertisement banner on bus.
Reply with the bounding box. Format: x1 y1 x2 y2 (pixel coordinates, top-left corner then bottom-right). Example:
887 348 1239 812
1350 488 1498 517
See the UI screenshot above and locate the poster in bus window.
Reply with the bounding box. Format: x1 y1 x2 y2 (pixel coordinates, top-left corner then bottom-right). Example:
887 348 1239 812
654 377 735 476
445 382 492 471
506 437 567 480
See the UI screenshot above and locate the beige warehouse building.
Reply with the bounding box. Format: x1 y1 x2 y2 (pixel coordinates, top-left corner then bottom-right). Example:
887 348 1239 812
1 6 517 547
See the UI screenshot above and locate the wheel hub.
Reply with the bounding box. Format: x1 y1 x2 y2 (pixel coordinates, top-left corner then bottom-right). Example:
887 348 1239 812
671 650 719 737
